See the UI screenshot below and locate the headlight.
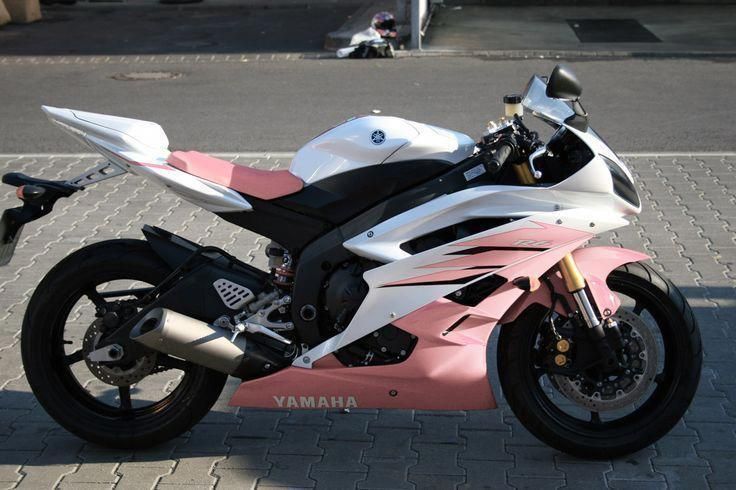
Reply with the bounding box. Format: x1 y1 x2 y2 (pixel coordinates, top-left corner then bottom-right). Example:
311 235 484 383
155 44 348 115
601 155 640 208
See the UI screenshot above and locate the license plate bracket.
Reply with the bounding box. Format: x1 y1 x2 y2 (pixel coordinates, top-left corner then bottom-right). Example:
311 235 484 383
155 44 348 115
0 209 23 266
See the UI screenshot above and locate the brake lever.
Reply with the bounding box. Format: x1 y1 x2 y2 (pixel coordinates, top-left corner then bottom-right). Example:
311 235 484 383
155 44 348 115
528 146 546 180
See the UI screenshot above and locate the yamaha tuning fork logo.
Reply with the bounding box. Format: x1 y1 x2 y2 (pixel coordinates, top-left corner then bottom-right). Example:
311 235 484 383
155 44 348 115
370 129 386 145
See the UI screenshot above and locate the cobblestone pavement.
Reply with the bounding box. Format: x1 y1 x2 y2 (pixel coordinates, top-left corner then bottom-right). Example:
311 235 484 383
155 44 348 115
0 153 734 489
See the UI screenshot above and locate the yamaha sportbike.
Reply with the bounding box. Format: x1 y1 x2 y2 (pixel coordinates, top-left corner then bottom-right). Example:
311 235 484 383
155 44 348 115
0 65 701 458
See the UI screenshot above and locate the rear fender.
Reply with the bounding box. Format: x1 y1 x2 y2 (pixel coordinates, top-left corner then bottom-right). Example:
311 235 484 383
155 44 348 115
499 246 650 324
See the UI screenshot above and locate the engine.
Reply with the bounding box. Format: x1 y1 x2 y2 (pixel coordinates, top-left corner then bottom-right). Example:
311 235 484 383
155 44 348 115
321 260 417 367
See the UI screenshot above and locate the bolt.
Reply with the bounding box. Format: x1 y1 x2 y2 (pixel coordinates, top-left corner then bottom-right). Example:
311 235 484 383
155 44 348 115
373 332 380 337
589 222 595 227
603 308 612 317
400 350 406 356
389 312 396 318
367 231 374 238
554 354 567 366
389 390 398 397
381 347 388 353
556 219 563 225
303 356 310 363
264 363 271 370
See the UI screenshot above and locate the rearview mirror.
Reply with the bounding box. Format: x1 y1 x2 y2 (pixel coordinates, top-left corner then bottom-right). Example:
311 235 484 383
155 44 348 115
546 64 582 101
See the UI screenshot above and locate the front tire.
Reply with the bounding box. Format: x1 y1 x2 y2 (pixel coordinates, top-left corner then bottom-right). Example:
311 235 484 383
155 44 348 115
21 239 228 449
498 262 702 458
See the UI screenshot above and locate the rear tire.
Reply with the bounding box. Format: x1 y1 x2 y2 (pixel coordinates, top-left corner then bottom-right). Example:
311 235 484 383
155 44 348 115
498 262 702 458
21 239 228 449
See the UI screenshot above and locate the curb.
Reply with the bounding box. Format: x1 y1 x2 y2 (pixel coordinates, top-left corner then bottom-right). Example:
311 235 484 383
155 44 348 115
3 50 735 66
394 49 736 61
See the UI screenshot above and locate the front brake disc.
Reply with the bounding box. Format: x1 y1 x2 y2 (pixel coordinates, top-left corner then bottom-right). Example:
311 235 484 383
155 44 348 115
550 309 658 412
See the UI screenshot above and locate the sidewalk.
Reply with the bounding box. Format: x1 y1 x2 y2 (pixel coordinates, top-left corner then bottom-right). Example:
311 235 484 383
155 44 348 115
424 4 736 58
0 152 735 488
0 1 359 56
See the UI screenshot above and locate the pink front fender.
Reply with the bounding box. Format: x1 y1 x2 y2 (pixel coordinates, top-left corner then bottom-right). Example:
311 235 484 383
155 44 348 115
499 246 650 324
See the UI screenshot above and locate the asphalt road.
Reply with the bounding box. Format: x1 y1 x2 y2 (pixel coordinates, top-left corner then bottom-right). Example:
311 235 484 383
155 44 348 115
2 56 735 153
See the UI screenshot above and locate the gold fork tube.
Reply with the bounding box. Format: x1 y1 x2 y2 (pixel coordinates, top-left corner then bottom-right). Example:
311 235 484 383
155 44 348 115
512 162 536 185
558 253 602 329
558 253 586 293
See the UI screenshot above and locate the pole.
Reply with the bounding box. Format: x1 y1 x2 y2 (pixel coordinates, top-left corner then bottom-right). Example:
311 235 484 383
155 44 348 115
411 0 422 50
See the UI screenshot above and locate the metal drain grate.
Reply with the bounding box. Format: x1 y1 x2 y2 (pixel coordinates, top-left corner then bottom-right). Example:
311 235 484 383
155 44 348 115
567 19 661 43
111 71 182 82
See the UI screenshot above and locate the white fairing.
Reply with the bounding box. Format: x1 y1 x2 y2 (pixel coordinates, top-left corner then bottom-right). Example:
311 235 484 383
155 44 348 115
289 116 476 184
41 106 252 213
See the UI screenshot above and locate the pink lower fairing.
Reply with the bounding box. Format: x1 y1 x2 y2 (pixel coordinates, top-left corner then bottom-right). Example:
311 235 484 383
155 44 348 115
230 232 648 410
229 299 498 410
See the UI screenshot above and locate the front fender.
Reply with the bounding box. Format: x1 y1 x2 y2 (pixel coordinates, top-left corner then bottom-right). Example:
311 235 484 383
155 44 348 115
499 246 650 324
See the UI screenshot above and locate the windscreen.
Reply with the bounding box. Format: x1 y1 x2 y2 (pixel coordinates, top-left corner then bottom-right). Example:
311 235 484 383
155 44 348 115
522 76 575 125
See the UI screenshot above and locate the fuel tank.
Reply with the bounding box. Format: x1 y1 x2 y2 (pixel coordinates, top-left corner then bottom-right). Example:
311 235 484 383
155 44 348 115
289 116 476 184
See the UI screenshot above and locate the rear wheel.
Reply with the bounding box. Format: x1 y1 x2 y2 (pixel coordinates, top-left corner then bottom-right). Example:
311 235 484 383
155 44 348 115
498 262 702 458
21 239 228 449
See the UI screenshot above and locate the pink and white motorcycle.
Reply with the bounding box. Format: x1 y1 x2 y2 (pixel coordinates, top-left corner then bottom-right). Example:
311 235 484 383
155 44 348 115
0 65 701 458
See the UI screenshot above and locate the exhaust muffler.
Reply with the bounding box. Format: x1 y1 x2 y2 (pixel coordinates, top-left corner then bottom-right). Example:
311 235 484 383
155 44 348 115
130 308 291 379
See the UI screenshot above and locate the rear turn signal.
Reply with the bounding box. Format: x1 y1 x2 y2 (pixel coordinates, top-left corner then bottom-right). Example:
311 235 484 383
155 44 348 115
16 185 45 201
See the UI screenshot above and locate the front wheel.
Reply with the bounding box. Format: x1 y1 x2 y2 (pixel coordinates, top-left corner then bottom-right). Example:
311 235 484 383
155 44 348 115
21 239 228 449
498 262 702 458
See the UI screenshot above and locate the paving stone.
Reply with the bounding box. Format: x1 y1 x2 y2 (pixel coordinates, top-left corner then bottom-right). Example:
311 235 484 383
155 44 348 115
219 437 278 470
360 458 416 490
313 440 370 473
459 429 513 462
269 426 325 456
368 410 420 430
689 421 736 451
213 467 267 490
459 460 514 489
115 461 175 488
699 450 736 486
607 480 668 490
158 454 220 486
653 436 709 467
363 428 418 460
506 446 564 479
259 454 320 488
459 410 510 432
409 442 465 476
322 411 376 442
309 470 367 490
507 476 565 489
408 473 464 489
606 449 665 484
653 464 711 489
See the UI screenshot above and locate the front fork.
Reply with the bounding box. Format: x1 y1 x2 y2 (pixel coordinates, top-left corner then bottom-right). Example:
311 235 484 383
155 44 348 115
558 253 621 367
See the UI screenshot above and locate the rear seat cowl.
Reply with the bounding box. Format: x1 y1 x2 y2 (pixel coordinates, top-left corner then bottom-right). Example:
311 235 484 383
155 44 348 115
167 151 303 200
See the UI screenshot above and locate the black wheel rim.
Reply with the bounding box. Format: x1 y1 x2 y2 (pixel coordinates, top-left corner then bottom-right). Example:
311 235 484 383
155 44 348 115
48 278 197 420
524 274 683 437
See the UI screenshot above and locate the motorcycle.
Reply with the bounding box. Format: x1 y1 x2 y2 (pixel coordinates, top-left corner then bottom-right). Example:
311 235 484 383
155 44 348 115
0 65 701 458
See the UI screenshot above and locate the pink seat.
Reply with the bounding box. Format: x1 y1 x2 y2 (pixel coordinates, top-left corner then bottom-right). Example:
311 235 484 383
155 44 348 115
167 151 303 200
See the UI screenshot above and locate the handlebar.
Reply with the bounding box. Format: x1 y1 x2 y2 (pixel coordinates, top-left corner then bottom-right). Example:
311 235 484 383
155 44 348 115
485 140 516 173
